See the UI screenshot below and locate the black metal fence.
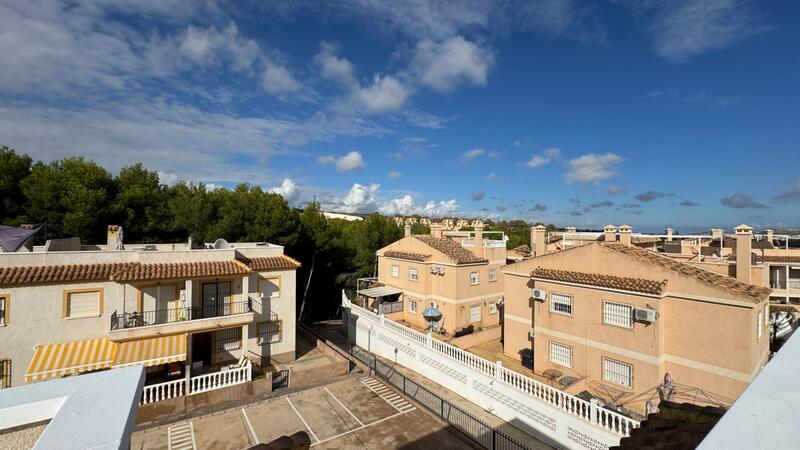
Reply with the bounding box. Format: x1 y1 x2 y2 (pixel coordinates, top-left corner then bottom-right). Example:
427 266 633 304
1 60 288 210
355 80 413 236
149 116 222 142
272 369 290 390
110 300 253 330
350 346 534 450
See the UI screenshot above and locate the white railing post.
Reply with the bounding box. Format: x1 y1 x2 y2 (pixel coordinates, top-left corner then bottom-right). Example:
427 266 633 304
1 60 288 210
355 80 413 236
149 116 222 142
247 361 252 381
495 360 503 381
590 398 600 425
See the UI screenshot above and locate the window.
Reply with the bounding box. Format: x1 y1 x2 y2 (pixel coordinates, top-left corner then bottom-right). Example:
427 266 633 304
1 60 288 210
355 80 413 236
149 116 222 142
215 328 242 352
409 267 418 281
63 289 102 318
391 265 399 278
549 342 572 368
488 302 498 314
470 272 479 285
550 293 573 316
409 300 418 314
603 358 633 388
489 268 497 282
469 304 482 323
603 301 633 328
202 282 232 316
257 321 282 345
0 360 9 389
259 276 281 299
757 311 763 340
0 296 7 326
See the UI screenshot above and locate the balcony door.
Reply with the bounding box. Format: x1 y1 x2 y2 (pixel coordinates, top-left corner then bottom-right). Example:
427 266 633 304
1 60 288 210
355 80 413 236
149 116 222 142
202 281 232 318
141 285 178 324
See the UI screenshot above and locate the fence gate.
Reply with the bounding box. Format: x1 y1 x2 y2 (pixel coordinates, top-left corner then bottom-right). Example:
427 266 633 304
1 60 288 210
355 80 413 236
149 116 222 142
272 369 290 390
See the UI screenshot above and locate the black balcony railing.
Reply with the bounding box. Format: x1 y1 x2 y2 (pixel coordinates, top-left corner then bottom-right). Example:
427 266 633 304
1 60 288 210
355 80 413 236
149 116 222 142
110 300 253 330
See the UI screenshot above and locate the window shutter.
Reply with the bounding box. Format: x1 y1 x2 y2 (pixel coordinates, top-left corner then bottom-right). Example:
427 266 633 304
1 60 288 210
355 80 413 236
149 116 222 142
67 291 100 318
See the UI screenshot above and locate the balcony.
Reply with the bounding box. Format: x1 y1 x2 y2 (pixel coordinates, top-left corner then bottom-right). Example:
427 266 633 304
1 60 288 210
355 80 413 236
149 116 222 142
769 279 800 290
109 300 254 340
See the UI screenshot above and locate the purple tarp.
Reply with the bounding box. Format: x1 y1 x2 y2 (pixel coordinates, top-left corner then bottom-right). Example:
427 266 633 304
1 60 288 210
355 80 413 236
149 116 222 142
0 224 43 252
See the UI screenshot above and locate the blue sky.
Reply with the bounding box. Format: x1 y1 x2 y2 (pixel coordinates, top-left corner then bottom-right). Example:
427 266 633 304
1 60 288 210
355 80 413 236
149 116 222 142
1 1 798 232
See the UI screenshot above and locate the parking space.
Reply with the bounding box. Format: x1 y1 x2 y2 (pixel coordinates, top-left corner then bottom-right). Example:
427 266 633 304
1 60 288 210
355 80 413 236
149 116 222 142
131 377 475 450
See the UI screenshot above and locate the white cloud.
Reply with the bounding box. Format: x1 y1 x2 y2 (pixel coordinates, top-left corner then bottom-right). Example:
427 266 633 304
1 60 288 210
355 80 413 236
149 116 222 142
378 195 459 217
462 148 486 161
485 172 496 181
564 152 622 184
638 0 770 62
270 178 300 203
411 36 494 92
314 41 358 87
607 186 626 195
316 151 365 172
261 62 301 94
525 147 562 168
353 74 410 113
388 171 402 179
337 183 380 213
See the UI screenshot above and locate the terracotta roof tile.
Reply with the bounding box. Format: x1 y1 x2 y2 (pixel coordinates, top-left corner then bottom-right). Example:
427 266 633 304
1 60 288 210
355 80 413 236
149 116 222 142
730 253 800 264
383 250 429 262
113 260 250 282
511 244 531 255
0 263 135 287
531 267 667 295
603 243 771 302
413 235 487 264
244 255 302 271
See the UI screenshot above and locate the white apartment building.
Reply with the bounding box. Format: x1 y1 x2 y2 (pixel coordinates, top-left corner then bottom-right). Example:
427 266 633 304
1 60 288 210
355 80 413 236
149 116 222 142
0 227 298 390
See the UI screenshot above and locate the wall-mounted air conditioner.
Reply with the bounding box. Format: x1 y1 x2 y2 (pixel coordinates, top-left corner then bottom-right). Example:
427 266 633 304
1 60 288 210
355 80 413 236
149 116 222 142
531 288 547 301
634 307 657 323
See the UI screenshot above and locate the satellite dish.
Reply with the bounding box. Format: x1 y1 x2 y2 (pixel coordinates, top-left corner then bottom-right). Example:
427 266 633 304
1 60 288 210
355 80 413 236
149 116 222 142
213 238 230 249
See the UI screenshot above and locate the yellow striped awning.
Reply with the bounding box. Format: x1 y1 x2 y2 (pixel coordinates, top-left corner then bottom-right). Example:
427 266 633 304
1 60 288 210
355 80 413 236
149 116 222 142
113 334 187 368
26 337 117 382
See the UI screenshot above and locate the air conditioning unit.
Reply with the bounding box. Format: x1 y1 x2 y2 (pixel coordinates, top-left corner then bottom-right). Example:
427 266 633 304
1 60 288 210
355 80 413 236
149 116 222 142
430 266 438 274
531 288 548 301
634 307 657 323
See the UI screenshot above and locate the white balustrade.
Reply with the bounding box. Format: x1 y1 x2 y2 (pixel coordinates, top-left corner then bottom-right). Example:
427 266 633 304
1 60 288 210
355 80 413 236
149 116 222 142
189 362 252 395
789 279 800 289
342 295 640 444
140 378 185 405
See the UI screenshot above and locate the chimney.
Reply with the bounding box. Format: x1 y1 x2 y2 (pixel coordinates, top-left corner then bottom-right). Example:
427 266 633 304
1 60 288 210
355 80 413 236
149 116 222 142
619 224 632 247
474 222 484 255
604 224 617 243
766 229 774 244
710 228 724 238
665 228 673 242
566 227 577 234
404 224 412 237
735 224 753 284
532 225 546 257
107 225 123 250
430 223 443 238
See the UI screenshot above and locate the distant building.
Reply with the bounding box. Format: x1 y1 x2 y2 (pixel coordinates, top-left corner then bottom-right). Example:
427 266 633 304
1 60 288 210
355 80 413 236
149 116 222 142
323 211 364 221
0 226 298 390
362 222 506 335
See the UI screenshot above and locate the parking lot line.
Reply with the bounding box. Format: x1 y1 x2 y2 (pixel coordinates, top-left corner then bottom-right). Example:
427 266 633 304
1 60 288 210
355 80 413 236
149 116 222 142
360 378 416 414
240 408 259 446
323 387 365 427
286 397 320 443
310 410 406 447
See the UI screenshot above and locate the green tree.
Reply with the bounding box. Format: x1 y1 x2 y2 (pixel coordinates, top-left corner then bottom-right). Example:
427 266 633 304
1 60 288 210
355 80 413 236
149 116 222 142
0 146 32 223
112 164 171 242
168 183 213 246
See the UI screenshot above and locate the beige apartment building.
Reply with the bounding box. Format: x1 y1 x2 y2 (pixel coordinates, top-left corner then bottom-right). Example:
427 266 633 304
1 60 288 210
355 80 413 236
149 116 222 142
502 224 771 415
361 223 506 335
0 227 298 389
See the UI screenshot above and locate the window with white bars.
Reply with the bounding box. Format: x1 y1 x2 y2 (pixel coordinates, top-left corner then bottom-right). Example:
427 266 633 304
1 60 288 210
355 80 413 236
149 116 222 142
409 267 418 281
408 300 417 314
391 265 399 278
550 293 573 316
603 301 633 328
65 290 101 318
602 357 633 388
469 304 482 323
215 328 242 352
549 342 572 368
489 268 497 282
470 272 479 285
0 359 9 389
257 321 282 345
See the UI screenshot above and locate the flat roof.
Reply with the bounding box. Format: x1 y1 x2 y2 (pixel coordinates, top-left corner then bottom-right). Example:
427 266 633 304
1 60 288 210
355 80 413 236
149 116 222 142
357 286 404 298
698 330 800 449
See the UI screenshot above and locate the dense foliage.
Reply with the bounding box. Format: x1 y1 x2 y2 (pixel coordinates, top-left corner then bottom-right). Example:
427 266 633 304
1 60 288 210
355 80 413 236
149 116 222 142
1 146 547 321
